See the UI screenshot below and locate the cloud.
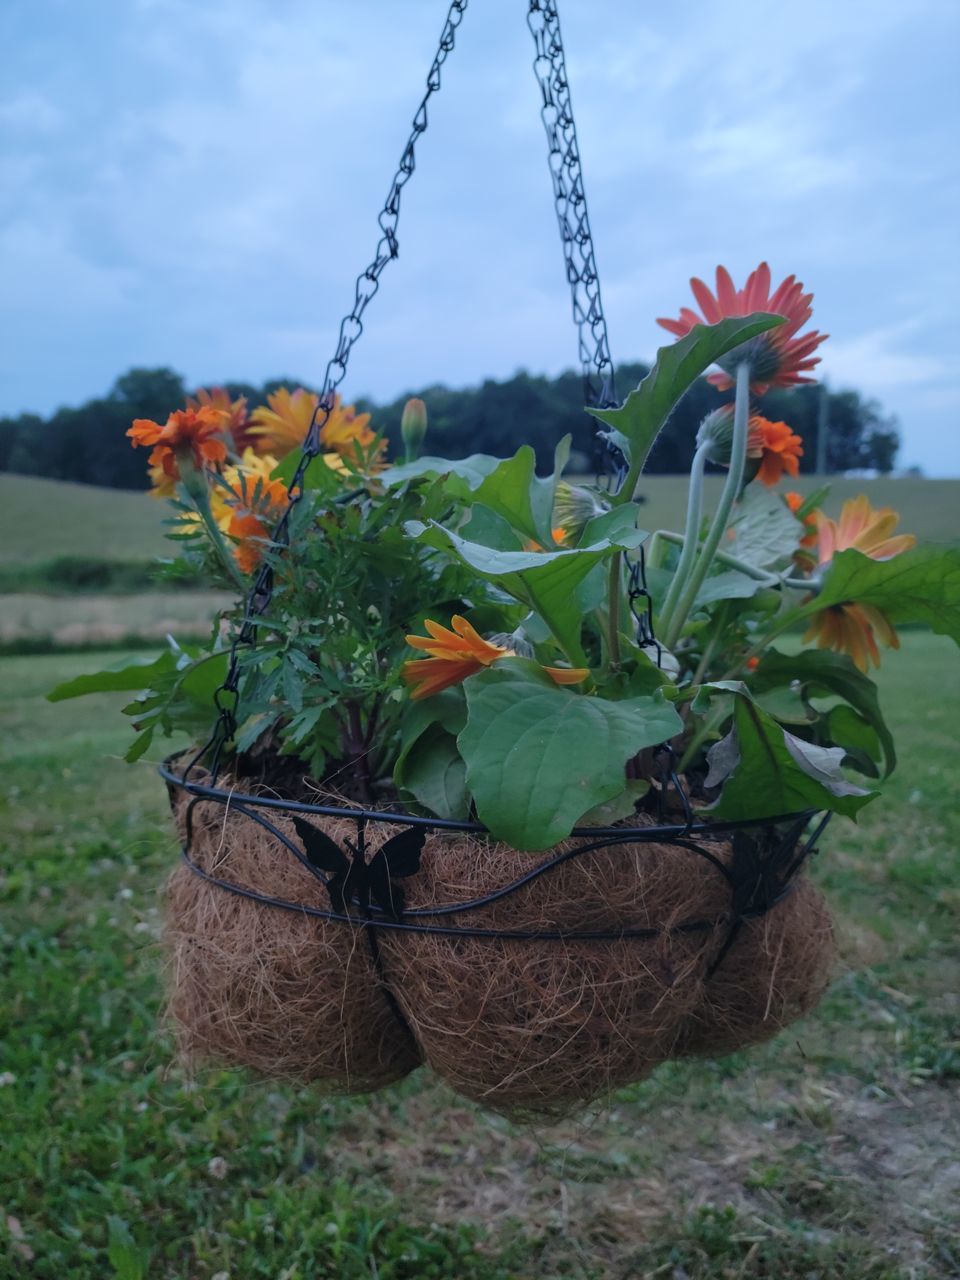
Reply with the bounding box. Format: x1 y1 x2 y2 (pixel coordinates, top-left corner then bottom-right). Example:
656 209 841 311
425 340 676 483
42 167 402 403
823 324 950 392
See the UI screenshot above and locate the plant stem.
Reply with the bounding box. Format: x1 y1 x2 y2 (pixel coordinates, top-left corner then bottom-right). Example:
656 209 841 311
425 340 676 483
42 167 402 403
655 530 778 584
662 362 751 649
179 455 247 592
606 552 623 670
690 602 728 685
657 443 710 637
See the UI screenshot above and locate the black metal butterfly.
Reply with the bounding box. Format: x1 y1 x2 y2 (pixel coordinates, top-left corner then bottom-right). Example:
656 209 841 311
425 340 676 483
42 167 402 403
292 816 425 921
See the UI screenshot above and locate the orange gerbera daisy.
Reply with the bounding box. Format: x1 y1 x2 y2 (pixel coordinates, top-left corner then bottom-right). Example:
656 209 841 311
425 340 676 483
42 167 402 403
784 491 818 549
813 494 917 566
187 386 253 451
803 496 916 670
657 262 827 394
403 616 588 700
804 602 900 672
127 406 227 479
747 416 804 486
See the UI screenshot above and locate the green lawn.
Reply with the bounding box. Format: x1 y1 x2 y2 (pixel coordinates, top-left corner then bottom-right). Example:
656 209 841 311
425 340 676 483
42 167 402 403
2 473 957 568
1 639 958 1278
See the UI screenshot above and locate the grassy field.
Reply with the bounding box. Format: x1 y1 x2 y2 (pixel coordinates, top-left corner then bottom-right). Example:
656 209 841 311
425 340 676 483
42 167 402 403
1 637 958 1278
1 473 957 568
0 592 230 650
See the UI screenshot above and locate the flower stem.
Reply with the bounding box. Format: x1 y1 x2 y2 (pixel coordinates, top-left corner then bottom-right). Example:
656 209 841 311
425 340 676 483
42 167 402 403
657 442 710 638
606 551 623 670
179 454 246 592
662 362 751 649
654 530 778 583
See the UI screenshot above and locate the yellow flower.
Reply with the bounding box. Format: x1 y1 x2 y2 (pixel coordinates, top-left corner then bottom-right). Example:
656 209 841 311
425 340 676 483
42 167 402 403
248 388 319 458
402 616 589 700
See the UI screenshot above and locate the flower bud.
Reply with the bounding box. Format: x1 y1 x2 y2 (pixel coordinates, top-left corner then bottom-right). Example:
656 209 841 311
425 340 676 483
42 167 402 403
401 397 428 461
695 406 735 465
552 483 610 545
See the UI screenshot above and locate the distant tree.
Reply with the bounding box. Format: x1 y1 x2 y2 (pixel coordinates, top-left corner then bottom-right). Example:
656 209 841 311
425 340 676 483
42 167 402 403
0 362 900 487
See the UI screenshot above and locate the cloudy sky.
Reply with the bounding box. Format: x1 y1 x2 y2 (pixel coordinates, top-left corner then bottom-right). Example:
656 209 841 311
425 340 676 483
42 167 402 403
2 0 958 473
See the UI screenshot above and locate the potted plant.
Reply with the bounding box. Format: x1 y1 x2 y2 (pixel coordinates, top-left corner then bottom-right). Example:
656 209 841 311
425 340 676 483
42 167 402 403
52 264 959 1111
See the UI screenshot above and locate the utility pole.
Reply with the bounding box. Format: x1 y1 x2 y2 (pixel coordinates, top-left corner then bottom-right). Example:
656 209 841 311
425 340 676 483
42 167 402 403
815 382 830 474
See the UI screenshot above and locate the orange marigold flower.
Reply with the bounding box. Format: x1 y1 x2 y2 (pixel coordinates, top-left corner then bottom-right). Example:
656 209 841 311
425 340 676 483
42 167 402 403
402 615 588 700
747 416 804 486
657 262 827 394
187 386 253 451
814 494 917 566
127 406 227 479
785 491 818 548
803 602 900 672
222 450 289 574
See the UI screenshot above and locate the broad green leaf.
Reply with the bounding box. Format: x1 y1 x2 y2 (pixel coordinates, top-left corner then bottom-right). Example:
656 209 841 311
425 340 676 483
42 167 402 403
47 651 177 701
695 569 771 606
271 450 353 495
705 693 875 821
395 723 469 821
586 314 785 471
406 519 645 662
797 545 960 641
750 646 896 773
458 659 682 849
727 484 804 570
381 452 502 492
827 704 882 778
472 438 571 546
460 504 524 551
578 778 651 827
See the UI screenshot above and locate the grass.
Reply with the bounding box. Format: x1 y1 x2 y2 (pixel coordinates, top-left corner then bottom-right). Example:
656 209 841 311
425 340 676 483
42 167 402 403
2 474 957 570
0 592 231 653
1 636 959 1278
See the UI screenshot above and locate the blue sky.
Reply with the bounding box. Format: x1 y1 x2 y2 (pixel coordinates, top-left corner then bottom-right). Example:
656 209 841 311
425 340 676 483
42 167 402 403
2 0 958 474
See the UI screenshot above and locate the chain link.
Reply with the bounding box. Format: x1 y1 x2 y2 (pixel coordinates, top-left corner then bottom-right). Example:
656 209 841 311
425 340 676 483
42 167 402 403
526 2 617 417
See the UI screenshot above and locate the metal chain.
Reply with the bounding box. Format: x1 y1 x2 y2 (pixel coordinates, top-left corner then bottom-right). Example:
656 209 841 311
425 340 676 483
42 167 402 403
526 1 617 418
192 0 470 779
188 0 657 779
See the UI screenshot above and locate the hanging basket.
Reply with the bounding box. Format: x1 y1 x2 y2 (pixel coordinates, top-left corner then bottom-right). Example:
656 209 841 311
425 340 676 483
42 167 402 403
162 760 835 1114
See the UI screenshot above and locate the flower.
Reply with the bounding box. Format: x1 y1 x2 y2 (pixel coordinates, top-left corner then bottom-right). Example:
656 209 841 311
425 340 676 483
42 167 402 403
804 602 900 672
657 262 827 394
803 496 916 670
400 397 428 460
249 388 380 464
784 491 818 549
187 386 253 451
248 387 319 458
127 406 227 479
403 615 589 700
221 449 289 574
747 417 804 486
813 494 917 566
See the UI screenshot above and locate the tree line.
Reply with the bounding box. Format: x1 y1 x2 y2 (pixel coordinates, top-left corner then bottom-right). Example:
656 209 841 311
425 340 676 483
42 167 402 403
0 362 901 490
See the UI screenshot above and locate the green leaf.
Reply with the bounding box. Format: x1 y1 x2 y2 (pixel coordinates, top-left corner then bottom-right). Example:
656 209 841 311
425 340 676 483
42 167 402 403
458 659 682 849
107 1216 149 1280
47 651 177 702
727 484 804 570
382 453 501 493
705 693 875 821
470 438 571 547
406 519 645 663
750 646 896 774
578 778 651 826
796 545 960 642
586 314 785 471
395 723 469 821
271 450 351 495
695 569 770 606
827 704 882 778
